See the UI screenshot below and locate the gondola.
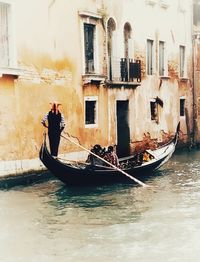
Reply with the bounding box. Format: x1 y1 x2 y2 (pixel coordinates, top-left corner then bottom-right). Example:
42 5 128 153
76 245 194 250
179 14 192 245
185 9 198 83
39 123 180 186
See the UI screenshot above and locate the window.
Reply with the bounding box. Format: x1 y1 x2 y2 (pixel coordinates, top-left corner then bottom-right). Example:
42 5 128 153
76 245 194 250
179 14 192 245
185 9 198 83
124 23 132 61
0 2 11 67
150 100 158 123
107 18 116 81
84 96 98 127
147 39 154 75
84 23 95 74
193 0 200 26
159 41 165 76
180 97 185 117
180 45 185 78
80 11 105 84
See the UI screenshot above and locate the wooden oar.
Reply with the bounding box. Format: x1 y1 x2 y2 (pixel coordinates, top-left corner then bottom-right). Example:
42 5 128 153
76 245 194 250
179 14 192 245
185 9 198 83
61 134 148 187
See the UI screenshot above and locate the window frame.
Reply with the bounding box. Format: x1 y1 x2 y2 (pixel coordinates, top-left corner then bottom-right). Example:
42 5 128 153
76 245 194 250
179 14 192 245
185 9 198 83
0 0 16 69
150 99 159 123
84 96 98 128
79 12 100 76
179 45 186 78
147 39 154 75
107 17 116 81
159 40 167 76
180 96 185 117
84 23 95 74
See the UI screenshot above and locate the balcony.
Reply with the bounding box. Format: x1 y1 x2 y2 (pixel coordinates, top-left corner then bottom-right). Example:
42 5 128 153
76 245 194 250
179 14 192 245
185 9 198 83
106 58 141 87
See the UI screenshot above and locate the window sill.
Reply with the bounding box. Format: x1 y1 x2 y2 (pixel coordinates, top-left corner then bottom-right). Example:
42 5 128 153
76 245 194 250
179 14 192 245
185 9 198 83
82 74 106 85
105 80 141 88
160 75 170 80
0 67 23 78
179 77 189 82
85 124 98 129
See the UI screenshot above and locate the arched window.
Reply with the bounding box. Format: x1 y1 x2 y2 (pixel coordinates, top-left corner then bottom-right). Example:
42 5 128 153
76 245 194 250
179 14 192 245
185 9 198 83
124 22 132 60
107 18 116 81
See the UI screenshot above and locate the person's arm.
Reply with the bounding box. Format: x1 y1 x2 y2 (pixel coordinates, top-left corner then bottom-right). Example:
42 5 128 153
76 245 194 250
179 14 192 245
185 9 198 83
41 113 48 128
60 113 66 132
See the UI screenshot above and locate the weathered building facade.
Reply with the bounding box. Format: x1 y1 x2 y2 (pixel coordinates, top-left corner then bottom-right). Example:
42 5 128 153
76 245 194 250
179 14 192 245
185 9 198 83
0 0 196 174
193 0 200 144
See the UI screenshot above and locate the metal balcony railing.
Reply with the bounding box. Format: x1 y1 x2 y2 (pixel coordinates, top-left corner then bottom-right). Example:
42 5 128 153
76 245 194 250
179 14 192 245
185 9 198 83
120 58 141 82
109 57 141 83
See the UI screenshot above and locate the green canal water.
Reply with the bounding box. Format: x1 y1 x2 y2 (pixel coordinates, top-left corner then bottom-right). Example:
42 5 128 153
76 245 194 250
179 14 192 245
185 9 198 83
0 150 200 262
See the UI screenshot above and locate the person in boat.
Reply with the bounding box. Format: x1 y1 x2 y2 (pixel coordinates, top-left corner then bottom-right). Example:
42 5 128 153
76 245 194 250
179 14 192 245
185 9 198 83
104 145 119 167
143 151 154 162
86 144 106 166
41 101 65 157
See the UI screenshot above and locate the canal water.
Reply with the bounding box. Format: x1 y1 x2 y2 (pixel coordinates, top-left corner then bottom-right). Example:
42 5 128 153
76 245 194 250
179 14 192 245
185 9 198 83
1 149 200 262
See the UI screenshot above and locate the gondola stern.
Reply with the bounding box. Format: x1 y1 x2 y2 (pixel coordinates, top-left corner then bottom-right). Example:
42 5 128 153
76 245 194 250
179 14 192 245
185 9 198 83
173 121 180 144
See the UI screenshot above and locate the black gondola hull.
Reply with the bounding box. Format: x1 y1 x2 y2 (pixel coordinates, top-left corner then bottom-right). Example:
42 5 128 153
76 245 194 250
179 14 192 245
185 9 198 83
39 123 179 186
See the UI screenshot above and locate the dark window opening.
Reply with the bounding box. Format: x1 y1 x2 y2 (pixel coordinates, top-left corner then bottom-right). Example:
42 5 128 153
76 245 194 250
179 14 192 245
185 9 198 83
85 100 96 125
180 99 185 117
150 101 158 122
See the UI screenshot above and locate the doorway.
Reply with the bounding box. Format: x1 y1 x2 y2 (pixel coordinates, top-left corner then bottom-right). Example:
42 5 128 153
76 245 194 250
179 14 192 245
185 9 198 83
116 100 130 157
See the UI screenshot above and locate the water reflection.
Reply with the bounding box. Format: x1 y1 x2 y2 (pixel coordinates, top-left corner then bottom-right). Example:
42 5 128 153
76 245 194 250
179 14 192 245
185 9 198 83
46 183 143 225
